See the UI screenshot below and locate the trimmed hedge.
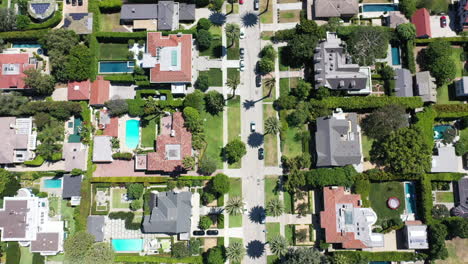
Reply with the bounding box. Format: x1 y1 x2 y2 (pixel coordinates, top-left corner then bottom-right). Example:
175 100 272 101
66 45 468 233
25 2 62 30
0 30 48 41
98 0 122 12
332 251 420 262
91 175 212 183
434 104 468 118
420 176 434 224
89 0 102 33
114 255 202 263
403 40 416 74
310 96 423 110
427 173 464 181
24 155 45 167
112 152 133 160
96 32 148 43
103 74 135 82
415 37 468 45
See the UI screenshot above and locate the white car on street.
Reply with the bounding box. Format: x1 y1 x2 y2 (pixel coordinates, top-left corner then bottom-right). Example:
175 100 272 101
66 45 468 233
240 60 245 71
240 27 245 39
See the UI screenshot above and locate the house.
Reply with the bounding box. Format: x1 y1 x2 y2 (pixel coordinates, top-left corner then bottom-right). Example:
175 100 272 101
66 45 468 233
142 32 193 93
62 174 83 206
415 71 437 103
87 216 105 242
457 0 468 31
320 186 384 249
394 68 414 97
314 32 371 94
62 13 93 34
136 112 192 173
67 76 110 106
412 8 431 38
0 117 37 165
315 109 362 167
453 177 468 218
67 79 91 101
385 11 409 28
28 0 57 21
120 1 195 31
432 146 462 173
0 188 64 255
403 221 429 249
92 136 113 163
455 77 468 97
142 191 192 234
0 53 37 90
62 142 87 171
98 110 118 137
313 0 358 18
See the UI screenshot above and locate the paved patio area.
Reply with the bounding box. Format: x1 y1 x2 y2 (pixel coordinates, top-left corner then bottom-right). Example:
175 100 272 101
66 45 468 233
110 85 137 100
103 218 168 240
94 160 166 177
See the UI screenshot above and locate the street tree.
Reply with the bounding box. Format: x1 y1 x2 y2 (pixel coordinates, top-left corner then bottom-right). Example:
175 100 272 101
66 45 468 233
223 139 247 164
211 173 230 195
264 116 280 135
261 44 277 61
283 247 329 264
269 235 289 257
263 76 276 97
225 23 240 47
266 198 284 217
225 196 244 216
347 26 390 66
258 58 275 74
226 241 245 263
199 215 213 230
195 74 210 92
204 90 225 115
226 73 240 99
197 29 212 51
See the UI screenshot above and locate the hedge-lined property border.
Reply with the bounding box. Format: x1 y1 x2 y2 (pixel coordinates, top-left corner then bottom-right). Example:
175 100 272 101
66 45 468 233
90 176 213 183
415 37 468 45
25 2 63 30
434 104 468 118
114 255 202 263
332 251 420 262
310 96 423 110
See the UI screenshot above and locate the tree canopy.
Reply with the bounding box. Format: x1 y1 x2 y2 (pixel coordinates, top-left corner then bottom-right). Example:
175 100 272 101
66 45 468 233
197 29 212 51
184 90 205 113
211 173 230 195
204 90 225 115
396 23 416 41
362 104 408 140
346 26 390 66
283 247 329 264
23 68 56 95
64 231 95 262
223 139 247 164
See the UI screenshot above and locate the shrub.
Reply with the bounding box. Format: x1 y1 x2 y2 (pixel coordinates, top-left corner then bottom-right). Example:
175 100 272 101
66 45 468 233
172 242 190 258
432 204 449 219
130 200 142 211
126 99 145 117
196 29 212 50
199 215 213 229
127 183 144 199
24 156 44 167
98 0 122 12
309 96 423 110
197 18 212 30
112 152 133 160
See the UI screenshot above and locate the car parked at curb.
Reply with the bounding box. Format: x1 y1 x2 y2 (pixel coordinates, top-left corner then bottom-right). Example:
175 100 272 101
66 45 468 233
250 122 256 132
240 60 245 71
258 148 264 160
193 230 205 236
207 230 219 236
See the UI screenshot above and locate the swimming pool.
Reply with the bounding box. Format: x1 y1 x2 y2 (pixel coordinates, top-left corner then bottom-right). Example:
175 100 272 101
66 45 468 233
12 43 41 48
125 120 140 149
362 4 398 12
404 182 417 215
434 125 453 140
112 239 143 252
391 47 401 65
99 61 135 74
44 179 62 189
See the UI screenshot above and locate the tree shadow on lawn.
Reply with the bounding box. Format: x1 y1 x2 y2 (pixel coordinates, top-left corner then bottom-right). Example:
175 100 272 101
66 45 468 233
246 240 265 259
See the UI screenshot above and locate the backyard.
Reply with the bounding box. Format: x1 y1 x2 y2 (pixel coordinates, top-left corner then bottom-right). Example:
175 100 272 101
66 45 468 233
201 110 224 169
263 104 278 166
229 178 243 228
369 182 405 224
99 43 129 61
281 117 305 158
101 13 122 32
199 68 223 87
112 188 130 209
228 96 241 168
435 192 454 203
436 237 468 264
141 119 156 149
361 135 374 161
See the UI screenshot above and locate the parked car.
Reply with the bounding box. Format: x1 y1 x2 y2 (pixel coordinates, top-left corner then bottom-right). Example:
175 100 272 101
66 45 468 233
240 59 245 71
72 0 76 6
250 122 256 132
207 230 219 236
240 27 245 39
256 75 262 87
193 230 205 236
78 0 83 5
440 16 447 28
258 148 264 160
239 0 244 4
240 48 245 59
66 0 70 4
254 0 259 10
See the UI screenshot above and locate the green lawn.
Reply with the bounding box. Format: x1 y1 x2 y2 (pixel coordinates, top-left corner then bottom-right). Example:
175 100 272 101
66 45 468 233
228 96 241 168
111 188 130 209
369 182 405 224
281 123 304 158
99 43 129 60
141 119 156 149
228 238 243 264
19 246 33 264
48 197 59 216
227 37 240 60
266 222 280 241
452 47 464 79
361 135 374 160
284 191 293 214
262 78 276 102
436 192 454 203
260 0 273 24
202 110 224 169
229 214 243 228
267 255 279 264
61 200 76 236
261 31 275 41
101 13 121 32
229 178 242 197
278 10 301 23
265 176 280 203
227 67 240 81
280 78 289 95
285 224 295 245
436 238 468 264
263 104 278 166
6 242 20 264
199 68 223 87
200 27 222 59
46 254 65 262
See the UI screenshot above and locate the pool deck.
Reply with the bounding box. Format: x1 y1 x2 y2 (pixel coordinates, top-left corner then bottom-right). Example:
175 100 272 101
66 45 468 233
118 115 141 153
40 177 63 196
376 44 401 69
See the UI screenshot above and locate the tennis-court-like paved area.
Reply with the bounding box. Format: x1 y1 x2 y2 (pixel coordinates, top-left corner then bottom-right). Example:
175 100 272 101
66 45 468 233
103 218 169 240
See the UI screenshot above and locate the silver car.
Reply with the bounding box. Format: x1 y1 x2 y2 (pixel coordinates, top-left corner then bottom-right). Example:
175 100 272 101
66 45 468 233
240 59 245 71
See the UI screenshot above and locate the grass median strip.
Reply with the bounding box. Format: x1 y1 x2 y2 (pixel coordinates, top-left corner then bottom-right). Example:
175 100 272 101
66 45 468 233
263 104 278 166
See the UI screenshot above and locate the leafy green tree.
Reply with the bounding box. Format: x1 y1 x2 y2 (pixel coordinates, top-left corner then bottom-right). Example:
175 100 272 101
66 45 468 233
429 58 456 85
225 196 245 216
224 139 247 164
201 191 215 205
0 169 20 198
314 86 331 100
0 8 17 32
34 112 53 130
206 246 226 264
210 0 224 11
265 116 280 135
362 104 408 140
347 26 390 66
258 58 275 74
127 183 144 199
198 156 217 175
323 17 342 32
16 15 31 30
199 215 213 230
266 198 284 217
183 107 203 133
225 23 240 47
37 122 64 160
23 68 56 95
379 65 395 80
274 95 298 110
428 223 448 260
182 156 196 170
65 44 91 81
284 169 306 193
455 136 468 156
269 235 289 256
172 242 190 258
293 80 312 98
261 44 277 61
184 90 205 113
287 106 309 127
399 0 416 18
396 23 416 41
370 128 431 174
64 231 95 262
84 242 114 264
286 34 318 66
40 29 80 53
71 169 85 176
226 241 245 263
296 19 324 37
197 18 212 30
431 204 449 220
204 90 225 115
283 247 329 264
189 238 202 255
195 74 210 92
197 29 212 51
445 217 468 239
105 99 128 116
130 200 142 211
211 173 230 195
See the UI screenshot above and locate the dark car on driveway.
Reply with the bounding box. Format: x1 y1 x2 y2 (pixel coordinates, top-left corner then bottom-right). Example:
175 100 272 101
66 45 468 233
440 16 447 28
193 230 205 236
258 148 264 160
207 230 219 236
256 75 262 87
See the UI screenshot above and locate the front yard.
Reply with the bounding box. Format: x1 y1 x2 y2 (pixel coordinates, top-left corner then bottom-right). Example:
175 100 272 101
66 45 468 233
229 178 243 228
201 110 224 169
141 119 156 149
228 96 241 168
262 78 276 102
259 0 273 24
199 68 223 87
227 37 240 60
369 182 405 224
199 26 222 59
263 104 278 166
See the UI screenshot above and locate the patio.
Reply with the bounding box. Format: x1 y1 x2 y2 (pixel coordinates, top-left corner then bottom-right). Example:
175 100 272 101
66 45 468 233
95 188 110 212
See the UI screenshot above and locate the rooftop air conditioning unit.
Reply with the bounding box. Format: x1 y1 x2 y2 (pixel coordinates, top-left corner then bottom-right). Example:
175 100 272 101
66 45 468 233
170 130 175 137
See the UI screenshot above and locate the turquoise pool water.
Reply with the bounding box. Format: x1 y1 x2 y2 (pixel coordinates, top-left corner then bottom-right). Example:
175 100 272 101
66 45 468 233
362 4 398 12
44 179 62 189
404 182 417 215
125 120 140 149
434 125 453 140
391 47 401 65
112 239 143 252
13 43 41 48
99 61 135 73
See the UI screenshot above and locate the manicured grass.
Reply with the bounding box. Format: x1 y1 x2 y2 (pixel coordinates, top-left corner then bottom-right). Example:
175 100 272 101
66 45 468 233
99 43 129 60
202 110 224 169
436 237 468 264
265 176 280 203
101 13 121 32
46 254 65 262
141 119 156 149
262 78 276 102
436 192 454 203
229 178 242 197
452 48 463 77
280 78 289 95
263 104 278 166
61 200 76 236
229 214 243 228
209 26 222 36
199 68 223 87
361 135 374 160
200 27 222 59
285 224 295 245
6 242 20 264
369 182 405 224
111 188 130 209
228 96 241 168
227 37 240 60
260 0 273 24
228 67 240 80
279 10 301 23
261 31 275 41
281 123 304 158
19 246 33 264
284 191 293 214
267 255 279 264
266 222 280 241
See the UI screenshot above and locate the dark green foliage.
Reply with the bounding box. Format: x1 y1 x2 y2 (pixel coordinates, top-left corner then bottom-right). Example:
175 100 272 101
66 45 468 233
261 44 277 61
197 18 212 30
296 19 324 37
98 0 122 12
284 170 306 193
258 57 275 74
0 169 20 198
305 165 357 188
293 80 312 98
105 99 128 116
283 247 329 264
172 242 190 258
362 104 408 140
183 107 203 133
273 28 296 42
444 217 468 239
0 8 17 32
23 68 56 95
107 211 141 229
379 65 395 80
442 127 457 144
127 99 145 116
331 251 419 263
189 238 202 256
198 156 217 175
65 44 92 81
432 204 450 220
223 139 246 164
127 183 144 199
36 121 64 161
427 223 448 260
184 90 205 113
274 95 298 110
16 15 31 30
204 90 225 115
211 173 230 195
64 231 95 262
201 191 215 205
0 93 29 116
344 26 390 66
399 0 416 18
310 96 423 110
5 242 20 264
112 152 133 160
32 254 45 264
422 39 456 85
199 215 213 229
206 246 226 264
195 74 210 92
197 29 212 50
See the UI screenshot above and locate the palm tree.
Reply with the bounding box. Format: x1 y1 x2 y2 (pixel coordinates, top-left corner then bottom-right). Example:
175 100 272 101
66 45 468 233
226 241 246 263
225 23 240 48
226 74 240 99
264 116 280 135
225 196 245 216
266 198 284 217
268 235 289 257
264 76 275 97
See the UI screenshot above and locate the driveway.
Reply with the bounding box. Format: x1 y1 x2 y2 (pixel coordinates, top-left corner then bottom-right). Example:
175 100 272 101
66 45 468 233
430 14 457 38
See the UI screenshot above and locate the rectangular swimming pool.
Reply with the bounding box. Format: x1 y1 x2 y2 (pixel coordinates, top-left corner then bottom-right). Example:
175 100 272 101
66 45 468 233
44 179 62 189
362 4 398 12
404 182 417 215
391 47 401 66
125 119 140 149
99 61 135 74
112 239 143 252
12 43 41 48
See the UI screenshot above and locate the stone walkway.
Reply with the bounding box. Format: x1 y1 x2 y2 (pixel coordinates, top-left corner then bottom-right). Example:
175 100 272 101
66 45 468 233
103 219 165 240
278 70 304 78
277 3 303 10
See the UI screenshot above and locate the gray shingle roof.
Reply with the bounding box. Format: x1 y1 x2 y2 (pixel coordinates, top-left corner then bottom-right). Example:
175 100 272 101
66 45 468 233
415 71 437 103
92 136 113 162
120 4 158 20
157 1 176 31
314 0 359 18
143 191 191 234
179 3 195 21
315 112 362 167
454 177 468 218
62 174 82 198
395 68 414 97
30 232 60 253
87 216 105 242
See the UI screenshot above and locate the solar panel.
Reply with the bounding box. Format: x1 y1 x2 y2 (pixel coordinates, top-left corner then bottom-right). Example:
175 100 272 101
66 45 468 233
70 13 87 20
31 3 50 15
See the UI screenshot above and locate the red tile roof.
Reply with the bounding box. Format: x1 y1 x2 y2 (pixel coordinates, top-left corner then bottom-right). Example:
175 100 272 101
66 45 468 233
0 53 36 89
147 32 192 83
411 8 431 38
320 187 368 249
90 76 110 105
67 80 91 101
147 112 192 172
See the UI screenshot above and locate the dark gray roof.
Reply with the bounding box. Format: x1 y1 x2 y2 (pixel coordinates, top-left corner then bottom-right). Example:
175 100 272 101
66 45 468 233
157 1 175 31
87 216 105 242
395 68 413 97
179 3 195 21
415 71 437 103
120 4 158 20
30 233 59 253
143 191 191 234
315 112 362 167
454 177 468 218
62 174 82 198
0 199 28 239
